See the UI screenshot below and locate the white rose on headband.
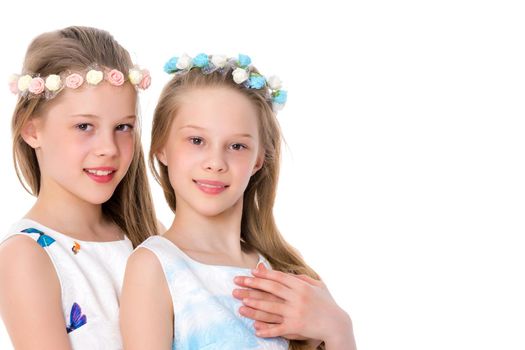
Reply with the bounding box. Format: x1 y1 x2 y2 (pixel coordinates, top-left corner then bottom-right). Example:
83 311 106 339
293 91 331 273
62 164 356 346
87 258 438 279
211 55 227 68
17 75 32 92
267 76 282 90
86 70 104 85
128 69 143 85
176 54 192 70
232 68 249 84
45 74 62 92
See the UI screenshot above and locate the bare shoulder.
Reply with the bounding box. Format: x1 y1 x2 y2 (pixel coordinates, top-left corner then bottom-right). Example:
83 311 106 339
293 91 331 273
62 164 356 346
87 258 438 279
0 235 70 349
0 234 57 281
125 246 165 278
121 247 173 350
121 246 170 301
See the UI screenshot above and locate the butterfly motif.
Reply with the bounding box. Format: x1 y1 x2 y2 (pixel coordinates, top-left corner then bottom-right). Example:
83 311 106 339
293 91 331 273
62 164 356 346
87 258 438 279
72 241 81 255
21 227 56 247
66 302 87 333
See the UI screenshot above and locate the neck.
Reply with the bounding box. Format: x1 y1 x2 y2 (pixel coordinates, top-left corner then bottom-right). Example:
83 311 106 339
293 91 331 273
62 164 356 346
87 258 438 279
25 177 113 239
165 199 246 260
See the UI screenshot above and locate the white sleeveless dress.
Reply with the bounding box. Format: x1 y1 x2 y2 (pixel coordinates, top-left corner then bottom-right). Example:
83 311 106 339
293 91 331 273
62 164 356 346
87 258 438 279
0 218 133 349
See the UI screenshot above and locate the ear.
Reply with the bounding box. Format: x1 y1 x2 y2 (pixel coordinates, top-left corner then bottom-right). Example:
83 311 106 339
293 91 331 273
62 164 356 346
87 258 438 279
251 152 265 175
156 148 168 167
20 118 41 149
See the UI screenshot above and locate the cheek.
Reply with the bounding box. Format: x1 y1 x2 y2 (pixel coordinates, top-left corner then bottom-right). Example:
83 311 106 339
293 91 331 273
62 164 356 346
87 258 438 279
231 154 259 178
41 130 90 162
116 133 135 160
164 140 197 168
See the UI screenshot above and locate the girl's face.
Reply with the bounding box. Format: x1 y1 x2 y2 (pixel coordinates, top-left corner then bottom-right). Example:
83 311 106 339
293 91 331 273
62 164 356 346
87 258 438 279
158 86 264 218
25 83 137 205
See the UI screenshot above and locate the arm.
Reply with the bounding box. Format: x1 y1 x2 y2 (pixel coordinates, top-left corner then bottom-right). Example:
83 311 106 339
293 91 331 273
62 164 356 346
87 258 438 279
0 235 72 350
233 264 356 350
120 247 173 350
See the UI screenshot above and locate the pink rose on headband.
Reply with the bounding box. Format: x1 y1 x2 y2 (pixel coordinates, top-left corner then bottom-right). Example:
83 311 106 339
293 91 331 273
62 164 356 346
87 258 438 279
29 77 45 94
107 69 125 86
8 75 19 94
9 80 18 94
65 73 84 89
138 70 151 90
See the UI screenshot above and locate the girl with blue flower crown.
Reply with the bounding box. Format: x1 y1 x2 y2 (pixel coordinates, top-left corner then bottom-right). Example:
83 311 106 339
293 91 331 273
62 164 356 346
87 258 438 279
0 26 160 349
120 54 356 350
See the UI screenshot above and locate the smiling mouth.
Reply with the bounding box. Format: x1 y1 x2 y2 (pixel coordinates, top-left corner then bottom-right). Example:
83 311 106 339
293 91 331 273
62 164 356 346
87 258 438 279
193 180 229 189
84 169 115 176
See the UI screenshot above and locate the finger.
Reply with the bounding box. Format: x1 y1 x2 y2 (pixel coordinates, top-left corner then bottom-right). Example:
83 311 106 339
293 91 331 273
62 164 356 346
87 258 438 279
256 262 267 271
234 276 292 301
243 298 292 316
232 288 284 303
253 322 308 340
254 321 280 330
255 323 287 338
293 274 324 287
238 306 283 323
250 268 306 290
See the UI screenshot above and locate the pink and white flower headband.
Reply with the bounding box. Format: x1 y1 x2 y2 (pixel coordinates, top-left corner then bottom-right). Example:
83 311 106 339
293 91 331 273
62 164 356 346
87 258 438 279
8 65 151 100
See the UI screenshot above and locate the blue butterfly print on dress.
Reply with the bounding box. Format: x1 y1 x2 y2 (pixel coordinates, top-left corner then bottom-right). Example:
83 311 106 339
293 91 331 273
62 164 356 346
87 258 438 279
66 302 87 333
21 227 56 247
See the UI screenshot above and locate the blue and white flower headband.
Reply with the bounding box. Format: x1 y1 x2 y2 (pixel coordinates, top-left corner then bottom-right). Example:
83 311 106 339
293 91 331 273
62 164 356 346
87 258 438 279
163 54 288 111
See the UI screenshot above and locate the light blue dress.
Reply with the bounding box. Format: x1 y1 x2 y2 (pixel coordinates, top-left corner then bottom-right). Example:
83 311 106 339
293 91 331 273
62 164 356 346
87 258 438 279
138 236 289 350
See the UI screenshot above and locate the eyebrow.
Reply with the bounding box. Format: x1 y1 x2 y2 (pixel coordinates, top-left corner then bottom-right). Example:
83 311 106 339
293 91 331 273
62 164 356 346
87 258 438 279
178 125 254 138
70 114 136 120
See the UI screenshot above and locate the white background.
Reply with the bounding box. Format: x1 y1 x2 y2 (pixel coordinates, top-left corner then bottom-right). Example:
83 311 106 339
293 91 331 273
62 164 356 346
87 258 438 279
0 0 524 349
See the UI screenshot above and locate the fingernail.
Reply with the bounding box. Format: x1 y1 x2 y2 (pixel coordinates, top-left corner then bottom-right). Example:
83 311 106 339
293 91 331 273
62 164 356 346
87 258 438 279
244 277 252 285
234 276 242 283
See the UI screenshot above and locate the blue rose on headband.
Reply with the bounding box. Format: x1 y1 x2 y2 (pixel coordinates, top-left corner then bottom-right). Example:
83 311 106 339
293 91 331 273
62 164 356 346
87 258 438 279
248 74 266 89
272 90 287 105
193 54 209 68
238 54 251 68
164 57 179 73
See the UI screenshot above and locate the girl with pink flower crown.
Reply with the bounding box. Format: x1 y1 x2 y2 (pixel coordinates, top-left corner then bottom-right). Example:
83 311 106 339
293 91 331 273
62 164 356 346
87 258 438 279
0 26 159 349
120 54 357 350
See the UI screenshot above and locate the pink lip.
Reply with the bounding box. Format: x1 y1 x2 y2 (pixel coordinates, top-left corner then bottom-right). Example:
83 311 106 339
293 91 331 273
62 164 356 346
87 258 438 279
84 167 117 184
193 179 229 195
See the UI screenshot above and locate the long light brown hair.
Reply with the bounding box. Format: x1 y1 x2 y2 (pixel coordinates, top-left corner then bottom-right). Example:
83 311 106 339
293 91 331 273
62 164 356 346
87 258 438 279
150 67 323 349
11 26 158 247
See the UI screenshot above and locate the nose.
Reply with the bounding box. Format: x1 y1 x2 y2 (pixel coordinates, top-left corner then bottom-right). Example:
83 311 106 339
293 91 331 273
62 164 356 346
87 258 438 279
202 147 228 173
94 129 118 157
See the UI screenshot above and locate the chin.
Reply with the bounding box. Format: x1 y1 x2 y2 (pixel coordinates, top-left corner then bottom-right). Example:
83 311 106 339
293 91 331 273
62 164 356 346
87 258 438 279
81 191 117 205
193 202 239 218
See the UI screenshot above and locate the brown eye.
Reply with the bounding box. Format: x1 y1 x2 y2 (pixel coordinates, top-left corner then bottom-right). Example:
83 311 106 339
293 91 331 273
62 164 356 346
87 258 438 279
116 124 134 132
190 137 203 145
76 123 92 131
231 143 247 151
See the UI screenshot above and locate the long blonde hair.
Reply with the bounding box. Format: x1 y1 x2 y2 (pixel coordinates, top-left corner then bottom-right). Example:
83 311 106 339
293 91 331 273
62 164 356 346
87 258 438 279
11 26 158 247
150 68 323 349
